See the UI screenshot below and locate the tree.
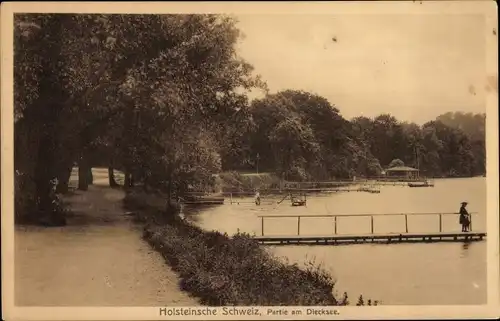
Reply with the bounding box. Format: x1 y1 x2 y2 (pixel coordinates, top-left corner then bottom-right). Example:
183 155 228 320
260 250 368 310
369 114 405 167
112 14 266 200
400 122 424 169
15 14 71 225
435 112 485 176
419 124 443 176
250 94 295 172
388 159 405 168
350 116 383 177
421 120 476 177
249 90 363 180
269 116 320 181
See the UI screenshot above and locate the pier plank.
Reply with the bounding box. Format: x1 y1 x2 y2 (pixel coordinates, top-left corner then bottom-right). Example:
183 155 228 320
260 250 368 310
254 232 486 245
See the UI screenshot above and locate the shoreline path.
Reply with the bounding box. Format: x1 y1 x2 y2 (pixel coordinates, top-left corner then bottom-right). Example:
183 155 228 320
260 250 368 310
15 168 198 306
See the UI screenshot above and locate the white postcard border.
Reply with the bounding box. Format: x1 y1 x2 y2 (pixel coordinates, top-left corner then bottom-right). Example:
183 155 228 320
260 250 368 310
2 1 499 320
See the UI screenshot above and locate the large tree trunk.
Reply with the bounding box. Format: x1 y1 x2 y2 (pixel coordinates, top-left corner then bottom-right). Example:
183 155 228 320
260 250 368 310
78 153 89 191
142 173 150 191
87 167 94 185
28 16 69 226
167 179 172 208
124 169 131 189
34 145 54 219
56 160 74 194
34 129 66 226
108 167 119 187
14 120 40 223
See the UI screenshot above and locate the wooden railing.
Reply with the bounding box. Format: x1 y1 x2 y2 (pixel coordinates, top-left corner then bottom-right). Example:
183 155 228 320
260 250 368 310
257 212 479 236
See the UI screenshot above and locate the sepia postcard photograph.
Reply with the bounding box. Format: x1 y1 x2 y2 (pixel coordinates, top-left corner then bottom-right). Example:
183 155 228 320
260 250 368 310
1 1 499 320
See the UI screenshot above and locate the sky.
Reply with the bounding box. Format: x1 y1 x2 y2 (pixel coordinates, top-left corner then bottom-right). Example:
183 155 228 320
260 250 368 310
234 14 488 124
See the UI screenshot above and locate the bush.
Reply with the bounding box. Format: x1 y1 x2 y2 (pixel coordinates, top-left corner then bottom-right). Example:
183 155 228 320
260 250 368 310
15 170 35 223
125 191 379 306
15 171 70 225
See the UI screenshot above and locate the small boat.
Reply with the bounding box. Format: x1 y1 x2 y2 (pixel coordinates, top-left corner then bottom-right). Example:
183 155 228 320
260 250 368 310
292 200 307 206
358 185 381 193
182 200 225 205
290 194 307 206
408 181 434 188
181 195 225 205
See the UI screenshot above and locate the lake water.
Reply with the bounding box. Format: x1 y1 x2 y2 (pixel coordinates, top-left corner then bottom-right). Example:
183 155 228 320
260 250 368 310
184 177 487 305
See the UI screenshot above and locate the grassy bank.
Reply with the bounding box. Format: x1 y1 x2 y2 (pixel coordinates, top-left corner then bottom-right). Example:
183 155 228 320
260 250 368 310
124 189 378 306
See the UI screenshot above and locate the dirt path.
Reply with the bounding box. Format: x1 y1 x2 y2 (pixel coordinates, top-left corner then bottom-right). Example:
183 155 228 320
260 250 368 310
15 171 198 306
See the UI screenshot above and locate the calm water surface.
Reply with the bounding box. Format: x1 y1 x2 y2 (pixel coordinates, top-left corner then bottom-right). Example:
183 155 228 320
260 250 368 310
184 177 487 305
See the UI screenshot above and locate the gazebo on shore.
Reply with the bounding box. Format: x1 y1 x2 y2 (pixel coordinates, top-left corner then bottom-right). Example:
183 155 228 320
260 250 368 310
384 166 420 179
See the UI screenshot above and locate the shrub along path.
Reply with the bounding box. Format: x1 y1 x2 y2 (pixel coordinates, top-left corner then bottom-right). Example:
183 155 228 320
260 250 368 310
15 169 198 306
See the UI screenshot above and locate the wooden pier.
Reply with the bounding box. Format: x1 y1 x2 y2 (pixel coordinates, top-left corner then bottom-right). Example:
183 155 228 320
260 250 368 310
283 187 381 193
179 194 225 205
282 179 434 188
224 186 381 201
255 212 486 245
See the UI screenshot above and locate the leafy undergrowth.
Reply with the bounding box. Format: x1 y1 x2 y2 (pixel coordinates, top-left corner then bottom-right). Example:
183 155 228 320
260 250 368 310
124 190 379 306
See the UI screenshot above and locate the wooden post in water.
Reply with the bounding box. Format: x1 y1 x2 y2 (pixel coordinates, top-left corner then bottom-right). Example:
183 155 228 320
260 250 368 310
297 216 301 235
230 193 233 205
370 215 374 234
261 216 264 236
334 216 337 234
404 214 408 233
439 214 442 232
469 214 473 231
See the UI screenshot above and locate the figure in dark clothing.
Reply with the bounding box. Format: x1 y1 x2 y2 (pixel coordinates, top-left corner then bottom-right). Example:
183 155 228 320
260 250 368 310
254 191 261 206
459 202 470 232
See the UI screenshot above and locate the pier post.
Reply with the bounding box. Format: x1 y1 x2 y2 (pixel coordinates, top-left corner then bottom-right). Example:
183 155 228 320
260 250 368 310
230 193 233 205
370 216 374 234
405 214 408 233
297 216 301 235
439 214 442 232
261 216 264 236
334 216 337 234
470 214 473 231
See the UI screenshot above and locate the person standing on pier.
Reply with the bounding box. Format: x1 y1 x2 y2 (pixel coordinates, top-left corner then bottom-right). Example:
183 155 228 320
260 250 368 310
459 202 470 232
255 190 261 206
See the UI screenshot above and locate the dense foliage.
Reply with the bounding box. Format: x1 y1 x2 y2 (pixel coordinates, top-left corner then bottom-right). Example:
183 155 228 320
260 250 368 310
14 14 485 225
228 92 485 180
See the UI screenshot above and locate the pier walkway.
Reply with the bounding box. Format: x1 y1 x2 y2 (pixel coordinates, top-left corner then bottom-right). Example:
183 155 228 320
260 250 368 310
282 179 434 188
255 212 486 246
255 232 486 245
